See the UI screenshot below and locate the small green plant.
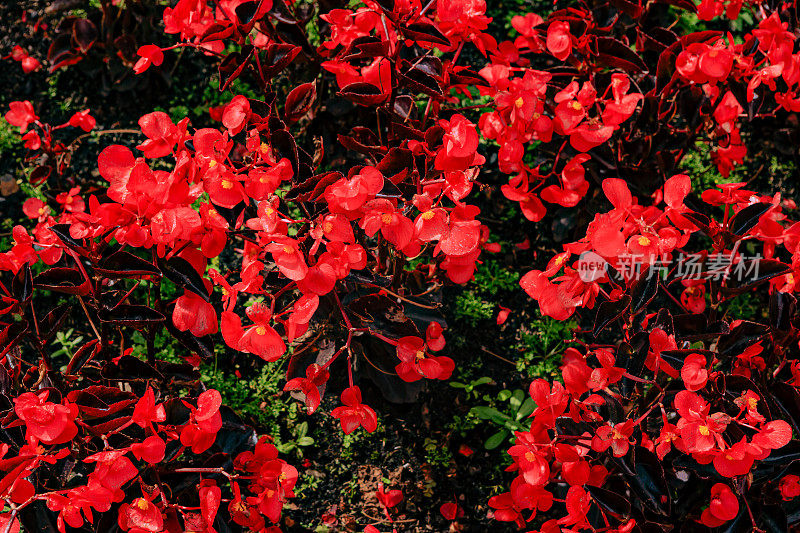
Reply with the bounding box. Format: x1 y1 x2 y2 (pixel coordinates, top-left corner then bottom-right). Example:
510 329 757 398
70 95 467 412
276 421 315 456
470 388 535 450
449 376 493 400
423 437 453 467
515 311 576 379
51 328 84 359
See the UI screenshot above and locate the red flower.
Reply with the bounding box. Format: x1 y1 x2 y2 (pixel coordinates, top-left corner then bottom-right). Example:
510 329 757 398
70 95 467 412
546 21 572 61
199 480 222 531
231 305 287 362
47 482 113 533
331 386 377 434
360 199 415 249
133 45 164 74
246 159 293 200
324 166 384 213
21 55 41 73
284 294 320 342
675 390 729 453
426 322 446 351
131 387 166 430
732 343 766 378
265 239 309 281
780 475 800 501
130 436 166 464
172 290 218 337
118 496 164 532
497 306 511 325
440 502 463 520
85 450 138 493
681 353 709 392
136 111 178 158
751 420 793 451
68 109 96 132
508 440 551 486
204 168 248 209
699 483 739 527
438 209 482 258
21 130 40 150
394 336 455 382
488 492 524 526
586 348 625 391
529 379 569 426
645 328 680 378
558 485 591 528
222 95 251 135
712 439 755 477
97 145 136 204
180 389 223 454
284 363 329 414
376 482 403 508
680 281 706 313
592 420 635 457
654 416 683 459
14 391 78 445
5 101 37 132
55 187 85 213
435 114 483 172
22 198 49 221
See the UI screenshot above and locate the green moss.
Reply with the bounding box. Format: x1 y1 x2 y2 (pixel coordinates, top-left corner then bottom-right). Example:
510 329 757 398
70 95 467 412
0 119 20 157
514 311 575 379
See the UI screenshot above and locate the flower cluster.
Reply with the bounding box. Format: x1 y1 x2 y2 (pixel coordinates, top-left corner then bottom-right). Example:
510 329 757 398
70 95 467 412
495 175 800 530
5 0 800 530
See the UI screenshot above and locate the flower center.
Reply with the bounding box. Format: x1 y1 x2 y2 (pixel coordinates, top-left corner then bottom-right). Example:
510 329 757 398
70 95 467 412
133 498 149 511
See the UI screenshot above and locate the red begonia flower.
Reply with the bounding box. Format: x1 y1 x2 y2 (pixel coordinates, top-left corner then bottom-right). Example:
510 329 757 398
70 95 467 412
331 386 377 434
133 44 164 74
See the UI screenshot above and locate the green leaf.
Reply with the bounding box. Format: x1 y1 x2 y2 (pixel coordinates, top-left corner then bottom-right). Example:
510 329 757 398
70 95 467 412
471 406 511 425
517 397 536 419
485 430 509 450
509 389 524 409
297 421 308 437
297 436 314 446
